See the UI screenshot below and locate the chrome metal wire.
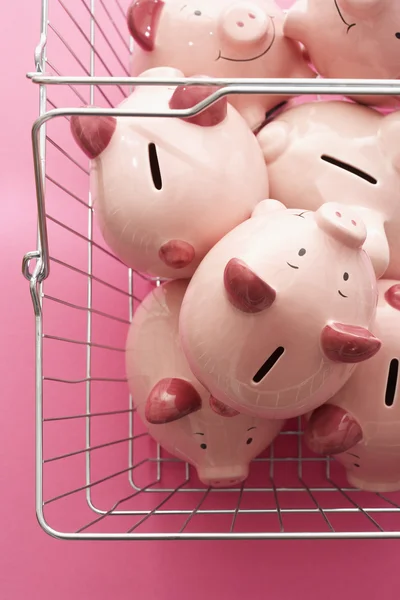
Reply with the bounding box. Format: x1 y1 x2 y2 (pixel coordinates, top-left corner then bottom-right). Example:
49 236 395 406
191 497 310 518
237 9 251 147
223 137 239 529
23 0 400 540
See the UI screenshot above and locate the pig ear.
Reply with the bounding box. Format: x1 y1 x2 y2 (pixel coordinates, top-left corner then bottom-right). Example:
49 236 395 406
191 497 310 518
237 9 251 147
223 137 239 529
378 114 400 173
283 2 308 42
209 396 240 418
385 284 400 311
145 378 202 424
224 258 276 314
251 199 286 219
338 0 382 18
350 206 389 279
70 114 116 159
127 0 164 51
321 323 381 364
140 66 183 79
257 121 290 164
305 404 363 455
169 85 228 127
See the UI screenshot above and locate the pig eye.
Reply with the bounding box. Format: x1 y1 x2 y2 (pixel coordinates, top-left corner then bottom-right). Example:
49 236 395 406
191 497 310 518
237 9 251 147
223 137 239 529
246 426 256 444
200 443 207 450
194 10 202 16
343 272 349 281
298 248 306 257
396 33 400 39
148 143 162 190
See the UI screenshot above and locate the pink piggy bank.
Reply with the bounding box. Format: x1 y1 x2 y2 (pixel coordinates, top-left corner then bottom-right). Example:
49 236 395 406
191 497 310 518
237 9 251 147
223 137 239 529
71 67 268 279
284 0 400 107
180 200 381 420
127 0 314 129
257 101 400 278
305 280 400 492
126 280 283 487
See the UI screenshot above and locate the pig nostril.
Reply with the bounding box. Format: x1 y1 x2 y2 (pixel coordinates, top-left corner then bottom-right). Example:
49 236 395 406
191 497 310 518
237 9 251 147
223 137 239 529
351 220 357 226
248 13 256 19
335 211 342 218
237 21 244 27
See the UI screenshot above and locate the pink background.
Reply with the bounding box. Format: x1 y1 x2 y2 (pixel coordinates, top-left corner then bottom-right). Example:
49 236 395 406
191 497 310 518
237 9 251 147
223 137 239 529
2 1 400 598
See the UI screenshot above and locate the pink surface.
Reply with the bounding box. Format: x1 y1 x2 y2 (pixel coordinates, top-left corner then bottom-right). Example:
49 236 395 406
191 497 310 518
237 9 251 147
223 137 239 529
2 1 400 598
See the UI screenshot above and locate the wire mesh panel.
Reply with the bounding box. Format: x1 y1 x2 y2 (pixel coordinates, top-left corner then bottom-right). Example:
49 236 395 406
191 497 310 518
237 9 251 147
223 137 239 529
23 0 400 540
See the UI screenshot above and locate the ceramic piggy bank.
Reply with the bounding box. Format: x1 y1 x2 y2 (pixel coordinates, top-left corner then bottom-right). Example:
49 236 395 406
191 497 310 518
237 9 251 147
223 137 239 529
180 200 381 420
127 0 314 129
305 280 400 492
70 68 268 279
284 0 400 107
257 101 400 279
126 280 283 487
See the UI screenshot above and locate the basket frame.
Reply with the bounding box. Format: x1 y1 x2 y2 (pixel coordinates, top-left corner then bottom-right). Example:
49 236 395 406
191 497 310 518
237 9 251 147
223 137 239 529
23 0 400 541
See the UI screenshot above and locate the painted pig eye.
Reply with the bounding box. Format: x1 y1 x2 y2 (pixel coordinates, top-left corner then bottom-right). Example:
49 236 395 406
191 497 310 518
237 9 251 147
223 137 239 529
246 438 253 445
298 248 306 257
343 272 349 281
396 33 400 39
194 10 202 16
200 443 207 450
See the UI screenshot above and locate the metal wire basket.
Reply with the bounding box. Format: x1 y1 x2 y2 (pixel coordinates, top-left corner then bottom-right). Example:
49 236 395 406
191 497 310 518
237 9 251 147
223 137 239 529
23 0 400 540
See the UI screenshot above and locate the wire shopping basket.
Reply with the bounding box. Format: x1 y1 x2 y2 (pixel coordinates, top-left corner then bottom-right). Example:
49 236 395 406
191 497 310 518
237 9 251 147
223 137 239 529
23 0 400 540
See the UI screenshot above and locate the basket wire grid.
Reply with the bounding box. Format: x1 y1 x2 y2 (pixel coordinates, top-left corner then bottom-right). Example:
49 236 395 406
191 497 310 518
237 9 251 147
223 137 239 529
23 0 400 540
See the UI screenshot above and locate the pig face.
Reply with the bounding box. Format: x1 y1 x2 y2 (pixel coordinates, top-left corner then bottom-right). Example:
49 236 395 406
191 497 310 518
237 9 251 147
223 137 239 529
71 67 268 280
127 0 314 129
257 101 400 278
126 279 283 488
284 0 400 107
179 200 380 420
305 280 400 492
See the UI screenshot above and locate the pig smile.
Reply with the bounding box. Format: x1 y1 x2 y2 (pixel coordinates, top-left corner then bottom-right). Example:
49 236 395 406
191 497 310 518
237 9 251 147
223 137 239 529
217 17 276 63
334 0 356 33
338 290 348 298
287 262 299 269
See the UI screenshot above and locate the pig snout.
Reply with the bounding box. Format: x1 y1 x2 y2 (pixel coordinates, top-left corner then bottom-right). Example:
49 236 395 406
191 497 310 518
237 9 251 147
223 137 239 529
198 466 248 488
315 203 367 249
218 3 271 47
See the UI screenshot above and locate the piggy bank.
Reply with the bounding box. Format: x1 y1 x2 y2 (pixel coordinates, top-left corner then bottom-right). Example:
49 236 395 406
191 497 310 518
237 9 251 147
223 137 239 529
257 100 400 278
126 280 283 487
70 68 268 279
305 280 400 492
284 0 400 107
127 0 314 129
179 200 381 420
